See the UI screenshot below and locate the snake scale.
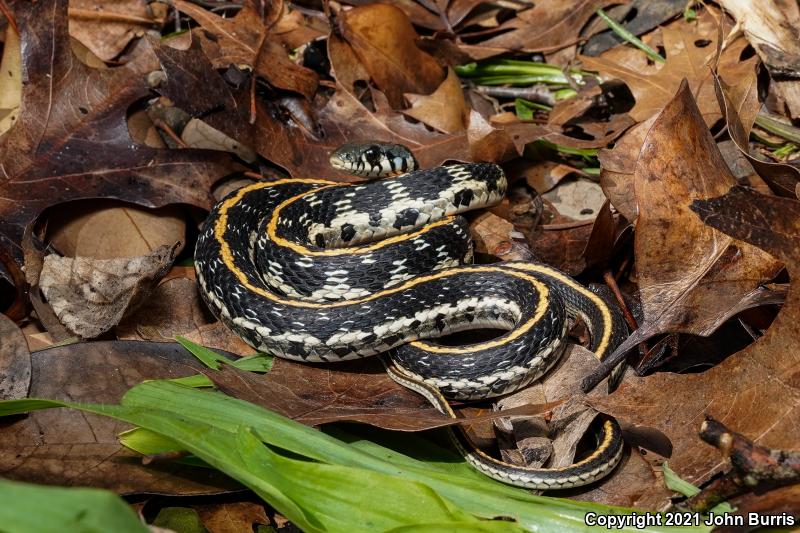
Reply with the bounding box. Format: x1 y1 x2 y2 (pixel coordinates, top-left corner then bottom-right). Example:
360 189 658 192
194 142 627 489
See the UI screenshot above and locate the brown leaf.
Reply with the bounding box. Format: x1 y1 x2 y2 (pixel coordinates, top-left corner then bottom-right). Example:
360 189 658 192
117 276 255 357
591 187 800 486
403 67 469 134
208 360 446 431
714 72 800 197
0 0 239 270
717 0 800 77
195 502 270 533
47 201 186 259
581 9 758 124
339 3 444 108
0 340 240 494
0 313 31 400
69 1 167 61
597 81 781 371
569 448 674 509
597 116 656 221
458 0 618 60
172 0 318 99
39 243 178 339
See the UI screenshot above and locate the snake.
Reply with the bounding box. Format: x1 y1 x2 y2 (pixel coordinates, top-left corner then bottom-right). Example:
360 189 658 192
194 142 627 490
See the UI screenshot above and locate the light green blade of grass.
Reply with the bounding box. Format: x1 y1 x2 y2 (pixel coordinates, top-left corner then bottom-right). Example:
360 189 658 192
0 382 711 533
170 337 273 387
663 462 735 514
0 478 149 533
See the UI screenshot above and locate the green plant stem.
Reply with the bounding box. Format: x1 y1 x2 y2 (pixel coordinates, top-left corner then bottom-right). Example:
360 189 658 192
596 8 666 63
754 110 800 145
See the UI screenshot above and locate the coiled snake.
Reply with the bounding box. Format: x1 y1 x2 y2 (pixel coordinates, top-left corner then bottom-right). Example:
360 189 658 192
195 142 627 489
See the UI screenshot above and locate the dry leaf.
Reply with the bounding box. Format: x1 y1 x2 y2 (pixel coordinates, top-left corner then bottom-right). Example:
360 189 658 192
194 502 270 533
172 0 318 99
594 82 782 377
0 341 240 494
542 179 606 221
47 201 186 259
717 0 800 77
118 276 255 356
404 67 469 134
581 9 758 124
458 0 619 60
69 0 167 61
0 313 31 401
0 25 21 136
339 3 444 108
0 0 239 271
592 187 800 486
39 243 178 338
714 72 800 197
470 211 534 261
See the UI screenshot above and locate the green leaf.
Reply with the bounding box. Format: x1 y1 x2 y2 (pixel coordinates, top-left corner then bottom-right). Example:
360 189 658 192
175 336 227 369
515 98 552 120
663 462 735 514
152 507 207 533
0 478 148 533
171 337 273 387
0 383 711 532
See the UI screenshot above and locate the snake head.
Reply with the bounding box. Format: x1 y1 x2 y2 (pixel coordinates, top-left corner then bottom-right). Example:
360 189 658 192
330 142 417 178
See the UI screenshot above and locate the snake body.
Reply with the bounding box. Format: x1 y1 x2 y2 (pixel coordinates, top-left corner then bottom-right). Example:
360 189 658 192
195 159 627 489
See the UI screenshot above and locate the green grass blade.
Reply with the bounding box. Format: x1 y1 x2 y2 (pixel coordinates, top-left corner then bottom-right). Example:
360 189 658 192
596 8 665 63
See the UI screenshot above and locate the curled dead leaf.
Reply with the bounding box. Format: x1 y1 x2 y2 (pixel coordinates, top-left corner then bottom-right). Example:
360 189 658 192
339 3 444 109
39 243 179 338
591 186 800 487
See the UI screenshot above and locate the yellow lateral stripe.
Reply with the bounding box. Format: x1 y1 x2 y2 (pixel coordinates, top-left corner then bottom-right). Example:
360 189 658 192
463 419 616 472
505 263 612 360
264 188 460 256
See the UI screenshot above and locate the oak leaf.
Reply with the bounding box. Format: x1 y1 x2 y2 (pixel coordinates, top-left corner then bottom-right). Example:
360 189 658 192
0 0 239 271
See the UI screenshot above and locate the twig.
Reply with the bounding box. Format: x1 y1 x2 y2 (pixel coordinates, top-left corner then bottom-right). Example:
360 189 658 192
602 269 647 359
673 416 800 513
474 85 556 106
541 219 595 230
0 0 20 36
153 118 189 148
68 8 164 26
250 32 267 124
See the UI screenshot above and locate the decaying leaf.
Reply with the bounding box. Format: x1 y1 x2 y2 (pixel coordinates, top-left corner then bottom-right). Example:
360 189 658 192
339 3 444 109
458 0 619 60
194 501 270 533
717 0 800 78
542 179 606 221
207 360 446 431
172 0 318 99
0 25 21 136
591 187 800 486
117 276 255 357
0 313 31 401
69 0 167 61
47 201 186 260
713 72 800 197
0 0 239 272
592 82 782 375
581 9 758 124
0 341 240 494
39 243 178 339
